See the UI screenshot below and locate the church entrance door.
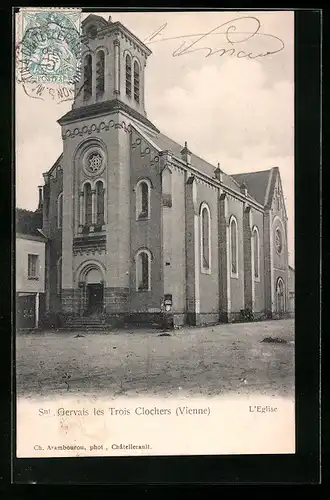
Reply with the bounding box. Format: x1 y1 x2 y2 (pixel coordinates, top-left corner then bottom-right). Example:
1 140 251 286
87 283 103 315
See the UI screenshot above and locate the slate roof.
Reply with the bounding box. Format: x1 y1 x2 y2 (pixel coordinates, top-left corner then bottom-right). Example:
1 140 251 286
144 131 242 195
16 208 44 238
231 170 272 206
82 14 108 27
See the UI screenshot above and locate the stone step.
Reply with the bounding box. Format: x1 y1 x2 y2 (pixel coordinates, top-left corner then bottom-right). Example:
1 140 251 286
66 320 107 324
67 324 110 328
65 318 107 324
58 326 113 332
61 316 119 331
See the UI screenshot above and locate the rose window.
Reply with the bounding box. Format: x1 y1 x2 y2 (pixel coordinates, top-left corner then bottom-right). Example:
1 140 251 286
275 228 283 254
87 152 103 173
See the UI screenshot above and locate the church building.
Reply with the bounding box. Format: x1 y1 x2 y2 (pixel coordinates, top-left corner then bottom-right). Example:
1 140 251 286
36 14 289 328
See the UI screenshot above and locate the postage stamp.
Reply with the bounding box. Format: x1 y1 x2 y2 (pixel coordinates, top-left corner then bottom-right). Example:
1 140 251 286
16 8 82 103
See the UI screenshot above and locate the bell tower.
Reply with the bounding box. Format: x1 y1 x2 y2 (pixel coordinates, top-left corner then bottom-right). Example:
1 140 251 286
72 14 151 117
57 14 155 321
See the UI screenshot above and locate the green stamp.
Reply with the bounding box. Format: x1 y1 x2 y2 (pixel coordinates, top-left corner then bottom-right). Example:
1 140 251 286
19 10 82 85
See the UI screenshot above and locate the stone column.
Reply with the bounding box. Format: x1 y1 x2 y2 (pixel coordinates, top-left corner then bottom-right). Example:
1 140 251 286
185 175 200 325
61 147 74 294
91 189 97 227
142 59 146 111
263 209 274 317
243 205 253 311
160 153 174 326
78 282 85 316
42 174 50 236
284 217 289 313
160 153 173 297
226 218 232 318
92 51 96 102
35 292 39 328
113 39 120 96
79 191 84 231
101 187 106 225
218 192 230 322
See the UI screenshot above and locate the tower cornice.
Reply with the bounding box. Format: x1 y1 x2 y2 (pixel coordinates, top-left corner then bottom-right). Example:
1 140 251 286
81 18 152 59
58 98 159 133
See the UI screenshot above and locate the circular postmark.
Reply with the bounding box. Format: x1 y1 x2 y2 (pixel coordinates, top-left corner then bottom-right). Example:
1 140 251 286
16 10 82 103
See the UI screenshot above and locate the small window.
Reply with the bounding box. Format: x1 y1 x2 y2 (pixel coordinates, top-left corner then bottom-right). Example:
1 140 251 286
136 250 151 291
136 180 151 220
252 227 260 280
57 192 63 229
125 54 132 98
230 216 238 277
28 254 39 279
133 61 140 103
200 203 211 273
96 50 105 98
83 54 92 101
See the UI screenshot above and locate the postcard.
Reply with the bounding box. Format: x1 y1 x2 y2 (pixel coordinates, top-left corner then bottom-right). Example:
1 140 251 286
15 9 295 459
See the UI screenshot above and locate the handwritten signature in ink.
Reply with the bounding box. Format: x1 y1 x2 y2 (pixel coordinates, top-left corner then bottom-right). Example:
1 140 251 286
143 16 285 60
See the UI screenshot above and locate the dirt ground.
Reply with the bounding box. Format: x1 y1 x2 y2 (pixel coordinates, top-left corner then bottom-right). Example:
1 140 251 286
16 319 294 399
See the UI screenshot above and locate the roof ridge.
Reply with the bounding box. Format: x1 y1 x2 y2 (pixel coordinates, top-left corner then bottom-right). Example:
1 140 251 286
232 168 272 177
158 131 234 177
227 172 242 189
131 123 162 152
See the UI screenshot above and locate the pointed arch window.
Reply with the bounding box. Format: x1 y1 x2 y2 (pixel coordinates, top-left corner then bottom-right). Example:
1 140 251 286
230 216 238 277
252 227 260 280
136 179 151 220
125 54 132 98
83 54 92 101
84 183 92 226
135 249 152 291
276 277 285 313
133 61 140 103
96 50 105 99
96 180 105 226
57 192 63 229
200 203 211 273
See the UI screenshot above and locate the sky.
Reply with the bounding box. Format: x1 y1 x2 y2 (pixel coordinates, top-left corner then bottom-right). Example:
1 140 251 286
15 10 294 265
